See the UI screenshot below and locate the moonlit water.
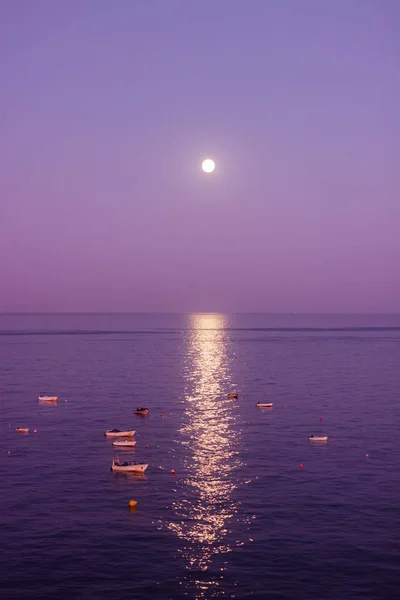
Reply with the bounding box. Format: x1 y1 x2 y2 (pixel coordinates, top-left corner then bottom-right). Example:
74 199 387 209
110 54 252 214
1 313 400 599
167 314 245 597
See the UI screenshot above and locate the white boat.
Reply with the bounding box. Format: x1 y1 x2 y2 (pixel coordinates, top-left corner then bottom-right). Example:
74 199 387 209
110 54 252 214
105 429 135 438
111 460 148 473
308 436 328 442
256 403 273 408
112 439 137 448
38 396 57 402
16 427 29 433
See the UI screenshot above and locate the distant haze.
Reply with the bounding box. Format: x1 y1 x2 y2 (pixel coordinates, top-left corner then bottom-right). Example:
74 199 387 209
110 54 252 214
0 1 398 313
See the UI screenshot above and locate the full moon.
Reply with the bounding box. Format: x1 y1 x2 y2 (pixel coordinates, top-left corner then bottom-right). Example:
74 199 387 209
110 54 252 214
201 158 215 173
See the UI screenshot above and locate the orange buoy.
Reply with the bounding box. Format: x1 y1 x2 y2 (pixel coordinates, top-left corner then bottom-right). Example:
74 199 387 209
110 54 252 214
145 445 148 448
365 453 369 458
160 413 163 417
129 500 137 508
8 451 12 455
171 469 176 475
33 429 37 433
299 463 304 469
319 417 323 422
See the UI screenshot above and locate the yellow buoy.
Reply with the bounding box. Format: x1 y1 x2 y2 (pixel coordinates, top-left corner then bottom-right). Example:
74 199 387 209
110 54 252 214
129 500 137 508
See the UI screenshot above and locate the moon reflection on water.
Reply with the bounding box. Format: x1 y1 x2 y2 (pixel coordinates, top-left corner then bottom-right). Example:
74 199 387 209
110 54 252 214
168 313 245 597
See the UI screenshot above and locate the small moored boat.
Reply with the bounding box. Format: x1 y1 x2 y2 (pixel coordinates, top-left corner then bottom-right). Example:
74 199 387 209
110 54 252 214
38 396 57 402
133 408 149 415
256 403 273 408
111 460 148 473
16 427 29 433
112 439 137 448
105 429 135 438
308 435 328 442
227 393 238 399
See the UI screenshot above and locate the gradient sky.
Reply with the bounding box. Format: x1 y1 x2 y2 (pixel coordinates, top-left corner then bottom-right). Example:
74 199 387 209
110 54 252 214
1 0 398 312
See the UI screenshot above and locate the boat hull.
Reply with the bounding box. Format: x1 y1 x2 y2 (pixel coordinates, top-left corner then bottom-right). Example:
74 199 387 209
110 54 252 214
38 396 57 402
111 463 148 473
105 430 135 438
256 403 273 408
112 440 137 448
309 437 328 442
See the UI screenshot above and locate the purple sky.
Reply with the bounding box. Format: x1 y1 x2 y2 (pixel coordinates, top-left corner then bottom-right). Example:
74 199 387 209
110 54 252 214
1 0 398 313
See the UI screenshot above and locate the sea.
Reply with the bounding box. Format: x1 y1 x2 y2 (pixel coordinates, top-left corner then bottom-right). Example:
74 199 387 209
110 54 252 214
0 313 399 600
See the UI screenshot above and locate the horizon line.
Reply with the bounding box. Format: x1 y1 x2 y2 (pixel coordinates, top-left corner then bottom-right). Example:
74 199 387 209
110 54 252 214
0 311 399 316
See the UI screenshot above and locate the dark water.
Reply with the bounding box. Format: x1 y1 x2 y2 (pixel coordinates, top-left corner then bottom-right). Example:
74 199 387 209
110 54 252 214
1 313 399 600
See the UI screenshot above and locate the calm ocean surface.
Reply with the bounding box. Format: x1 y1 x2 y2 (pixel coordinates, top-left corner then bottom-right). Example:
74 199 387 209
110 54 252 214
1 313 399 600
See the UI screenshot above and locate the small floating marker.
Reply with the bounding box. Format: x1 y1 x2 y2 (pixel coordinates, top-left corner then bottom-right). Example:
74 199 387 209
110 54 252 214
8 451 12 455
299 463 304 469
171 469 176 475
365 453 369 458
160 413 163 417
33 430 37 434
145 445 148 449
319 417 323 422
128 500 138 508
332 439 335 443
